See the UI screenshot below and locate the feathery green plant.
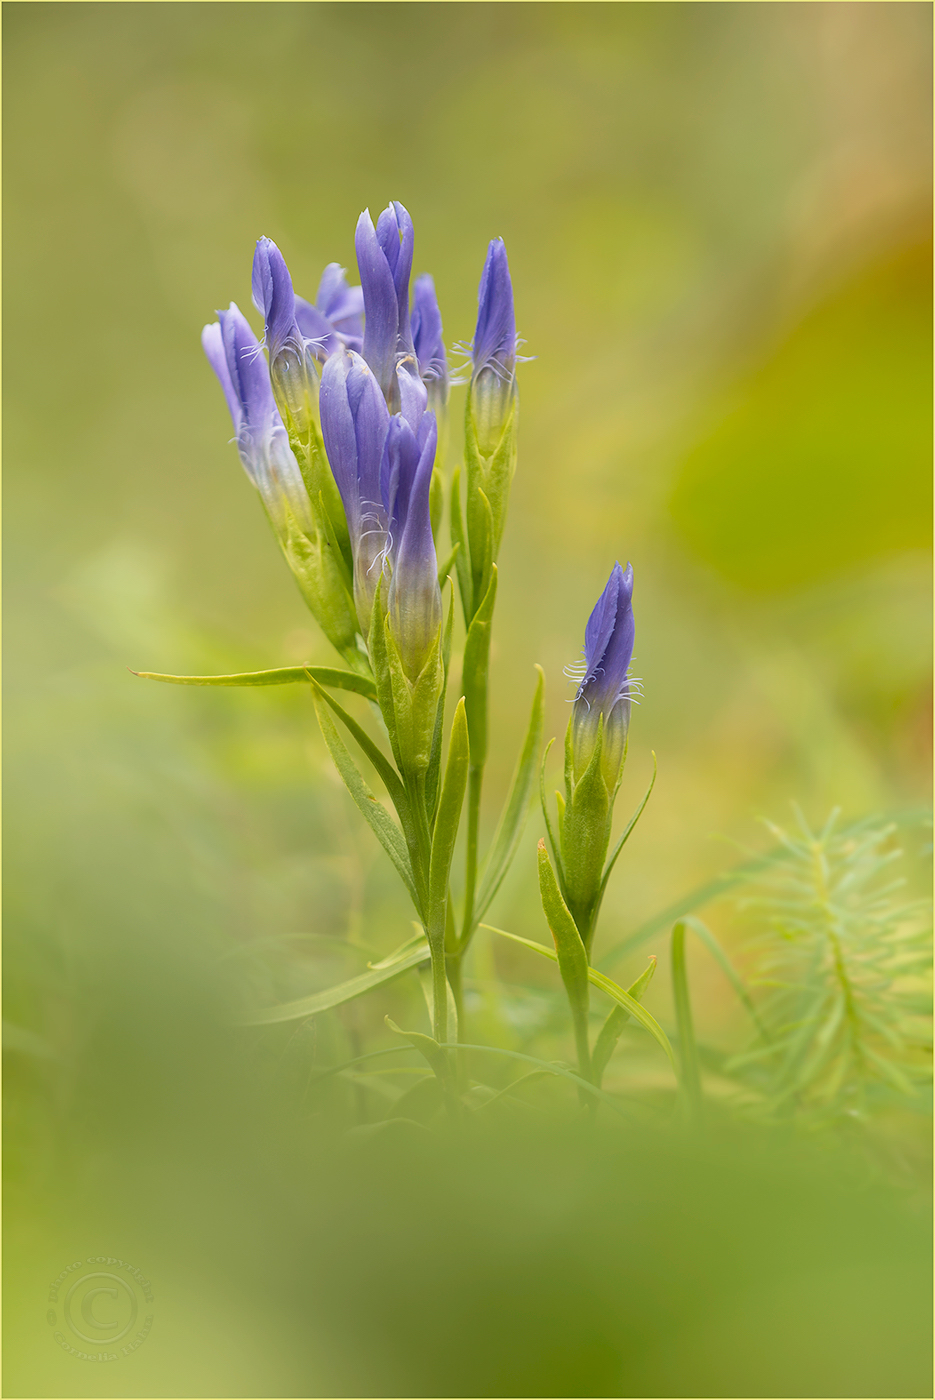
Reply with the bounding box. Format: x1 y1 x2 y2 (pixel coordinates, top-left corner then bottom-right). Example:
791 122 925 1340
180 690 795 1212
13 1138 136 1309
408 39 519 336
727 808 932 1120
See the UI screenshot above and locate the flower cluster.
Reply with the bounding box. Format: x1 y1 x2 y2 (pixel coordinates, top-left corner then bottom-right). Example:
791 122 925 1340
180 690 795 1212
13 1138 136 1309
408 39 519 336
203 201 518 767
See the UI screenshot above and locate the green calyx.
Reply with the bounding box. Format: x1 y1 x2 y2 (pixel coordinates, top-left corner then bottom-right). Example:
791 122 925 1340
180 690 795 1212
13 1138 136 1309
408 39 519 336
369 575 444 780
464 389 517 613
559 713 614 953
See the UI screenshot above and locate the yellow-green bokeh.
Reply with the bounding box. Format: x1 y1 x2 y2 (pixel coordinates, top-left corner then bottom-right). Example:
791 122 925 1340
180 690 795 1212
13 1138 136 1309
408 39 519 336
5 4 931 1395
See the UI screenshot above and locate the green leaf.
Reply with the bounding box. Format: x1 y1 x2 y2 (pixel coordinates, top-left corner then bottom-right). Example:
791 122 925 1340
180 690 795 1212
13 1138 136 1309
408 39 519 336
133 664 376 699
537 841 591 1079
595 753 657 913
242 937 430 1025
483 921 678 1077
436 1041 629 1118
538 738 566 891
429 699 470 918
308 678 417 852
671 921 703 1121
436 541 461 590
385 1017 451 1084
591 957 657 1086
476 666 546 920
311 687 421 915
368 573 400 765
461 564 498 767
449 463 473 628
425 583 456 822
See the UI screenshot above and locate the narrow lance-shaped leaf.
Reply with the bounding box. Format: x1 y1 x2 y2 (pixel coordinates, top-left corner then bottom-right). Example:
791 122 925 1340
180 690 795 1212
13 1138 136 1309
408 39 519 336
133 665 376 699
429 698 470 917
476 666 545 920
311 687 422 915
449 463 473 629
591 957 657 1087
537 840 591 1080
482 922 678 1076
308 678 419 859
594 753 657 916
243 936 430 1026
461 564 498 767
538 738 566 891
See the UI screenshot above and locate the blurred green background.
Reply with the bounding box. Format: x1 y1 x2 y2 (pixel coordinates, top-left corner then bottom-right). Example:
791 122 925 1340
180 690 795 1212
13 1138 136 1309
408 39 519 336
5 3 932 1395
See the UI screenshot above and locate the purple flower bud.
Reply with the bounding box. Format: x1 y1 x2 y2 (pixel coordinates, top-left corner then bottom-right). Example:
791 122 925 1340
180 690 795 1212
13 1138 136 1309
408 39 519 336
470 238 517 456
292 263 366 364
381 412 441 677
316 263 364 354
252 237 321 435
201 303 311 531
355 201 415 406
411 273 449 414
571 563 635 788
252 237 303 361
319 349 391 636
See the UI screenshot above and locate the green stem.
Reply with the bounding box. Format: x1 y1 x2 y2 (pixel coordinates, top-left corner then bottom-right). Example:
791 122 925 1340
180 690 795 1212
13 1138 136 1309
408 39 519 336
461 763 484 949
671 921 702 1123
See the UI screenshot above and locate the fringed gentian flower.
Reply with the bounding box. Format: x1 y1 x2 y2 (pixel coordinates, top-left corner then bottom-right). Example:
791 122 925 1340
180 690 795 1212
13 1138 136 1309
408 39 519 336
380 411 441 679
569 562 636 791
319 348 391 638
252 236 320 440
411 273 449 417
202 302 311 533
355 201 415 407
470 238 517 456
294 263 365 363
201 303 358 657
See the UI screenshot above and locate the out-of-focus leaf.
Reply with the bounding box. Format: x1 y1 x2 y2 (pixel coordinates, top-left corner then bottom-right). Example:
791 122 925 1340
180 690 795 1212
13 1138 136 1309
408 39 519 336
242 938 430 1026
385 1017 451 1083
591 957 657 1086
132 664 376 698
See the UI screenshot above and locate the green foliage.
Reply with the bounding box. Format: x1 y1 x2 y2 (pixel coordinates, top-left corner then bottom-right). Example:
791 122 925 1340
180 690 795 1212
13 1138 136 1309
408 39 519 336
727 810 933 1119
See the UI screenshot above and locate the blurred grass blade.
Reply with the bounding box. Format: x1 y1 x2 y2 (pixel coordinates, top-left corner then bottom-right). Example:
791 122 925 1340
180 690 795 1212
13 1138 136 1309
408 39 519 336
679 914 770 1041
312 687 422 914
132 664 376 699
476 666 545 920
671 921 703 1120
591 957 657 1086
243 939 430 1025
483 922 677 1076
